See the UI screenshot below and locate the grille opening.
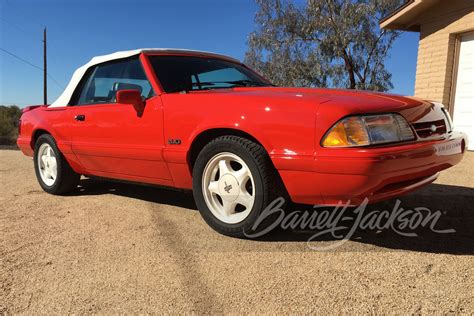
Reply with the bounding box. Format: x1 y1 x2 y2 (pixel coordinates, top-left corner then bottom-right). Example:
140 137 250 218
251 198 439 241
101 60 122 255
412 119 447 138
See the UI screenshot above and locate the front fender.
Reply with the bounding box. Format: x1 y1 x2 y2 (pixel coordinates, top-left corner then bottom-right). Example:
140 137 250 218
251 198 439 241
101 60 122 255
161 92 318 171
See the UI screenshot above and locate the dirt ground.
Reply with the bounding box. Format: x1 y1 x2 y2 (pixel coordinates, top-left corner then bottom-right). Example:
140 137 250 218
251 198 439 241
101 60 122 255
1 149 473 314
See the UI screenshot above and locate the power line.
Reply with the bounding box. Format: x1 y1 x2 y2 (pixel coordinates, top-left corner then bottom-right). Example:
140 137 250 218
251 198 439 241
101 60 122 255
0 47 64 89
47 73 64 90
0 47 43 71
0 16 64 72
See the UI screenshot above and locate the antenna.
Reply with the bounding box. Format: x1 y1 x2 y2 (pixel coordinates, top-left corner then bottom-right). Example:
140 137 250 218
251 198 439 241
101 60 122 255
43 27 47 105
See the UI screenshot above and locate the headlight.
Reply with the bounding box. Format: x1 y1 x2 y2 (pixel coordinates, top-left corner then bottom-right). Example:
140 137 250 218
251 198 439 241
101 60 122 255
322 114 415 147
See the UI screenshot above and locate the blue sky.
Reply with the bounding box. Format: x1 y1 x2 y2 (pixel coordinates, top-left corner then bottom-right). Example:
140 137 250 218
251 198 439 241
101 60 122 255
0 0 419 107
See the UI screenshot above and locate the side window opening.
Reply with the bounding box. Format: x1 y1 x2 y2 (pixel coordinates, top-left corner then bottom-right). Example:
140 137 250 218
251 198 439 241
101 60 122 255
72 57 154 106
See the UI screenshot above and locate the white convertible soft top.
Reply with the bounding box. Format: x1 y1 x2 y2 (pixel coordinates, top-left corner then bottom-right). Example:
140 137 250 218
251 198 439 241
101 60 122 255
49 48 239 107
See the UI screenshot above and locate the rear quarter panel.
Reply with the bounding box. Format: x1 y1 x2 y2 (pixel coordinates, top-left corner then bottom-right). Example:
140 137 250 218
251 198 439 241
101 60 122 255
17 107 85 173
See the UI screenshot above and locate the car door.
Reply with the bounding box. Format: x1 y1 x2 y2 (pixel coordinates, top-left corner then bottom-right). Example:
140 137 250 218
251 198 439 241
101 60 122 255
66 56 172 183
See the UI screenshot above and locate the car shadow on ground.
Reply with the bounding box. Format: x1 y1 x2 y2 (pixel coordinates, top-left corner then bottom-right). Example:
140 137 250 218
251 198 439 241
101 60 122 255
72 178 474 255
74 177 198 210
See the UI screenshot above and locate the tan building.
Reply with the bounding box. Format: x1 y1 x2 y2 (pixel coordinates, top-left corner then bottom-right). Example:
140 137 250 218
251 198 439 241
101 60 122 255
381 0 474 149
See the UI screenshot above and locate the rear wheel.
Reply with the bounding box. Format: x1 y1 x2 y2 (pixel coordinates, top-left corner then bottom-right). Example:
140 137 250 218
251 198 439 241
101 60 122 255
34 134 80 195
193 136 285 237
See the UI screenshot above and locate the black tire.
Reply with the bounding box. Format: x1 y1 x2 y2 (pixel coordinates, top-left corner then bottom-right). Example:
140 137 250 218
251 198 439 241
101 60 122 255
192 135 286 238
34 134 80 195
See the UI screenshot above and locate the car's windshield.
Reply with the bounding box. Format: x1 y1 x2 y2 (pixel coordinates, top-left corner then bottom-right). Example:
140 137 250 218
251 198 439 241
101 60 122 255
148 55 273 93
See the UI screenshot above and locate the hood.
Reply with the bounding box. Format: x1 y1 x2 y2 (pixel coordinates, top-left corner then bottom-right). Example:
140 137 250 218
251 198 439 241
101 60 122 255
209 87 434 123
225 87 426 108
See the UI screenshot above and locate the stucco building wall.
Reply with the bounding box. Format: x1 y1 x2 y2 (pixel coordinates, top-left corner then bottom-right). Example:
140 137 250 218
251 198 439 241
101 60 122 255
414 0 474 109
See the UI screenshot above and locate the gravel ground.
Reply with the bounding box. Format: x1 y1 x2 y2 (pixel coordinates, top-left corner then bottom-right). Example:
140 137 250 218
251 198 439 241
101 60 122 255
1 149 473 314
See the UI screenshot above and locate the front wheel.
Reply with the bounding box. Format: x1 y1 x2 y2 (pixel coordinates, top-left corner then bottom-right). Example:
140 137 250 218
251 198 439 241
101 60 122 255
34 134 80 195
192 136 285 237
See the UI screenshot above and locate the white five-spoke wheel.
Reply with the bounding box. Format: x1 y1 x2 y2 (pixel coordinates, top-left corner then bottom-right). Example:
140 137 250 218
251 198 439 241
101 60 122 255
193 135 284 237
37 143 58 186
202 152 255 224
34 134 80 195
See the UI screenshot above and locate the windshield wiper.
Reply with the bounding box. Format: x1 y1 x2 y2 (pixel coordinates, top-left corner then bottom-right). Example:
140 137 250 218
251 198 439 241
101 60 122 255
168 80 275 93
192 80 273 88
226 80 274 87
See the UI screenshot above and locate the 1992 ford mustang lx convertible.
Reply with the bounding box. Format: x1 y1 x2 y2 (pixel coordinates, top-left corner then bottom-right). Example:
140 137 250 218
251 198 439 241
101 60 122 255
17 49 467 236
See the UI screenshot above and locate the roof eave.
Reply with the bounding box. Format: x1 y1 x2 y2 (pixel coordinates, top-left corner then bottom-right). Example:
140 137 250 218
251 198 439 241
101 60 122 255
379 0 440 32
380 22 421 32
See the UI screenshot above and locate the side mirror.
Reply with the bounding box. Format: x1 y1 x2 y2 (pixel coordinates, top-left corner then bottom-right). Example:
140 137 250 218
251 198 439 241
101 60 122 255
116 90 145 114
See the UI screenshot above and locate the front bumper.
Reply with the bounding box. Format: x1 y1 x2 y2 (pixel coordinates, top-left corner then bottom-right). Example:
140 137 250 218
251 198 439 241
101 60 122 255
275 132 467 205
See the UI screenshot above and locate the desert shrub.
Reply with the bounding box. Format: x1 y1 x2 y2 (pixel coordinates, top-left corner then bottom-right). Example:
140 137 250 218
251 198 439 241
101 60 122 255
0 105 22 145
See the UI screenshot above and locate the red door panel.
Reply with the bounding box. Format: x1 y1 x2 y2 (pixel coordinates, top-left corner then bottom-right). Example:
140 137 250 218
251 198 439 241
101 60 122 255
66 96 171 181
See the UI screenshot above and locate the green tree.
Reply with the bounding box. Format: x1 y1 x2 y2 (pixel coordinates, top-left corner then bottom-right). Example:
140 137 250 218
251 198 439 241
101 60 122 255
245 0 402 91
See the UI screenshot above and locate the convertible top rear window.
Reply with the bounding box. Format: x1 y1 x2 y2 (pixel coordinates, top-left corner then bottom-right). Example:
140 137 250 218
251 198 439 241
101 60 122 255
149 55 272 93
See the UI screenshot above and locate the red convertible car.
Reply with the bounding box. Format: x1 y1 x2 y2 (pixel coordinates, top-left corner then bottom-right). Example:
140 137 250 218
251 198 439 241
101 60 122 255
17 49 467 236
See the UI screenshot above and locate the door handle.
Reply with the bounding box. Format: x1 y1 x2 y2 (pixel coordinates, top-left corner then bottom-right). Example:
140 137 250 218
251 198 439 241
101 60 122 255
74 114 85 121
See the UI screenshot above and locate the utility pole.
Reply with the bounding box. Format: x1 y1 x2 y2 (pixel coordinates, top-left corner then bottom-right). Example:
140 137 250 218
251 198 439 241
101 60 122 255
43 27 47 105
